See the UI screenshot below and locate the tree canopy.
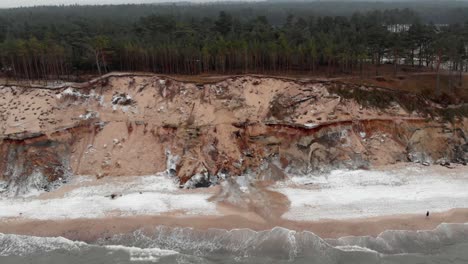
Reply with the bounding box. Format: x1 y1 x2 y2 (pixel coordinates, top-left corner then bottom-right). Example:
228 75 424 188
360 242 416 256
0 1 467 83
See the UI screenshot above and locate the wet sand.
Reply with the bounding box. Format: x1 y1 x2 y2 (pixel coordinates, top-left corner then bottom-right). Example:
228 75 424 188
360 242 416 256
1 208 468 242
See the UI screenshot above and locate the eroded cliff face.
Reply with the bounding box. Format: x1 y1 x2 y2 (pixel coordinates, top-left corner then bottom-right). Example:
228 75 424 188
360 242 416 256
0 74 467 193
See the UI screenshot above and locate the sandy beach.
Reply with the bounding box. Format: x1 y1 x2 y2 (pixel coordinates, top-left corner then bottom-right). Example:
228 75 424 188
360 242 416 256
1 164 467 242
1 208 468 242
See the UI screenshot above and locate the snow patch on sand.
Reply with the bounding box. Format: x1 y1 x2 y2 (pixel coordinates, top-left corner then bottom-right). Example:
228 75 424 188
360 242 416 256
0 174 218 220
273 166 468 221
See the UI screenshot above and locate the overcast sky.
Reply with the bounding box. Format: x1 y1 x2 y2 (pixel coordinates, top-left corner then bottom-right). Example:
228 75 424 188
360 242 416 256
1 0 261 8
1 0 458 8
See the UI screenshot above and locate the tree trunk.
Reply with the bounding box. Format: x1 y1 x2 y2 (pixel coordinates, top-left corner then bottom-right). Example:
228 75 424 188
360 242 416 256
360 58 363 79
459 59 463 87
95 51 102 76
448 61 453 90
435 50 442 96
393 50 398 77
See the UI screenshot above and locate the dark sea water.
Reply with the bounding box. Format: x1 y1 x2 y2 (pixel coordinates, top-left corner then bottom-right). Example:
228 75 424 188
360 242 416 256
1 223 468 264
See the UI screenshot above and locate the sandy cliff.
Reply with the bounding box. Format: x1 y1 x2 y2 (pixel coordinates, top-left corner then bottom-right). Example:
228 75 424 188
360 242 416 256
0 73 467 194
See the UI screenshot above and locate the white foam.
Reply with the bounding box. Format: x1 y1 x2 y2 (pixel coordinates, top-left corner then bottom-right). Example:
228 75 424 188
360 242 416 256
105 245 178 262
335 245 378 253
0 233 86 256
0 233 178 261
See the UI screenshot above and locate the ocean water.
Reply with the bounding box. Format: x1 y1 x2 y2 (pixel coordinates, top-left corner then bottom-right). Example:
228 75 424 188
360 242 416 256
1 223 468 264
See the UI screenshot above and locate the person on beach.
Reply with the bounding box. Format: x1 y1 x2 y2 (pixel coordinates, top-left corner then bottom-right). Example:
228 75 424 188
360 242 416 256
426 211 430 217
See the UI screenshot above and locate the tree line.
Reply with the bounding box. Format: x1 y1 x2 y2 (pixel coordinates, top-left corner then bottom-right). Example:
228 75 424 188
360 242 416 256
0 5 467 94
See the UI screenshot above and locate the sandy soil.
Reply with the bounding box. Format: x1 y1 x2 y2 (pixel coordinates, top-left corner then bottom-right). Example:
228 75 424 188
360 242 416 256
1 73 467 245
1 73 442 181
1 209 468 241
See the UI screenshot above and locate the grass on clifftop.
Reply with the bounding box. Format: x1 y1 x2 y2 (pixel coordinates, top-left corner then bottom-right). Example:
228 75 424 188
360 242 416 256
347 73 468 105
329 84 428 113
437 105 468 122
328 84 468 122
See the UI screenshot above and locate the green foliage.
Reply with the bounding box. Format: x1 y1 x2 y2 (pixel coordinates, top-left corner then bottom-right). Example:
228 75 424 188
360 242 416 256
0 2 466 84
438 105 468 122
329 83 468 121
330 86 394 109
329 85 431 114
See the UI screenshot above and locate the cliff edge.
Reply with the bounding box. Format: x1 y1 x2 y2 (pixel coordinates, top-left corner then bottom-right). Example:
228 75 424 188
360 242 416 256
0 73 467 194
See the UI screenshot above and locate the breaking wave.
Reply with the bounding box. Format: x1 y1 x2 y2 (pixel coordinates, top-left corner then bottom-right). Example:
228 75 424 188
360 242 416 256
0 233 85 256
0 233 184 264
1 223 468 263
104 245 179 262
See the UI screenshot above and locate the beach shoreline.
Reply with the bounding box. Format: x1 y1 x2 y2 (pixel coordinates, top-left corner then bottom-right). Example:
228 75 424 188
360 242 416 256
1 208 468 242
2 165 468 243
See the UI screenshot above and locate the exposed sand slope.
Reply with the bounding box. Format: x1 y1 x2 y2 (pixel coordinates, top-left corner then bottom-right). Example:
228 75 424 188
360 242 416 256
0 73 466 190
